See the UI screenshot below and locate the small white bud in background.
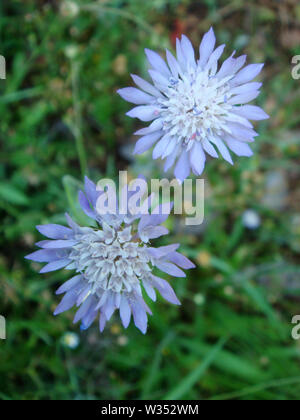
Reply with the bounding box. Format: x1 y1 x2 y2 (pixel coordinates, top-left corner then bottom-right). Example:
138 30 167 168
64 45 79 59
60 1 80 18
61 332 80 349
242 210 261 230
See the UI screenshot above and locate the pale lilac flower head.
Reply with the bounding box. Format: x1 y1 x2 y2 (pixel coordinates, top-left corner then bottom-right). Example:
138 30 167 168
26 177 195 334
118 28 269 182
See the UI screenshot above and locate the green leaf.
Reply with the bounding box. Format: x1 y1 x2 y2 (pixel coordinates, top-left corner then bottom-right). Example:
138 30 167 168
164 336 228 400
0 183 29 206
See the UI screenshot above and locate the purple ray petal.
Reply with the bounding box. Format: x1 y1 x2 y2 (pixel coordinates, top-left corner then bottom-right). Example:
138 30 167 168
230 82 262 96
181 35 196 68
205 44 225 72
231 63 264 86
73 295 94 324
148 69 169 89
152 134 172 159
134 118 163 136
134 131 162 155
210 137 233 165
36 224 73 240
228 90 260 105
199 27 216 68
81 306 98 330
40 258 71 273
56 275 82 295
117 87 154 105
103 292 116 321
131 74 162 98
84 176 99 207
202 138 218 158
78 190 97 220
54 290 78 315
234 105 269 120
65 213 81 233
190 142 206 176
152 276 181 305
155 261 186 278
140 225 169 241
99 313 107 332
126 105 159 122
227 123 258 142
166 252 195 269
226 138 253 157
142 279 156 301
25 248 69 263
166 49 180 78
147 244 180 259
120 295 131 328
131 300 148 334
174 150 190 183
145 48 171 78
176 38 186 70
40 239 78 249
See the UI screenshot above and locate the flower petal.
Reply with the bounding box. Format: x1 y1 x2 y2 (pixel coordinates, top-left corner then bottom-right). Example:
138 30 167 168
131 300 148 334
40 258 71 273
152 134 172 159
190 142 206 176
205 44 226 74
134 131 162 155
228 90 260 105
120 295 131 328
210 137 233 165
84 176 100 207
148 69 170 89
166 252 195 269
181 35 196 68
36 224 73 240
25 248 69 263
231 63 264 86
226 138 254 157
199 27 216 68
227 123 258 142
117 87 154 105
54 290 78 315
145 48 171 78
202 138 218 158
78 190 97 219
126 105 159 122
73 295 94 324
233 105 269 120
134 118 163 136
166 49 180 78
131 74 162 97
56 275 82 295
174 150 190 183
176 38 186 70
40 239 78 249
143 279 156 301
155 261 186 278
152 276 181 305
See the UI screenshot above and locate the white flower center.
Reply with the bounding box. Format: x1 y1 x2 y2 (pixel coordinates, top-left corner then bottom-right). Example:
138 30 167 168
158 70 233 146
69 226 152 294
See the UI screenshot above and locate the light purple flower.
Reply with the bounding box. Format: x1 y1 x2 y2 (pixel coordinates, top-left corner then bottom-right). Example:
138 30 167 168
118 28 269 182
26 177 195 334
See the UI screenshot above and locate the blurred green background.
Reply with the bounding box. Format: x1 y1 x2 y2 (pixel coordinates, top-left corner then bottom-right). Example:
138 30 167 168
1 0 300 400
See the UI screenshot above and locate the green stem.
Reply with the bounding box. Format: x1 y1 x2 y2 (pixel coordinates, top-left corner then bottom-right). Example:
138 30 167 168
71 59 88 178
80 4 156 35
